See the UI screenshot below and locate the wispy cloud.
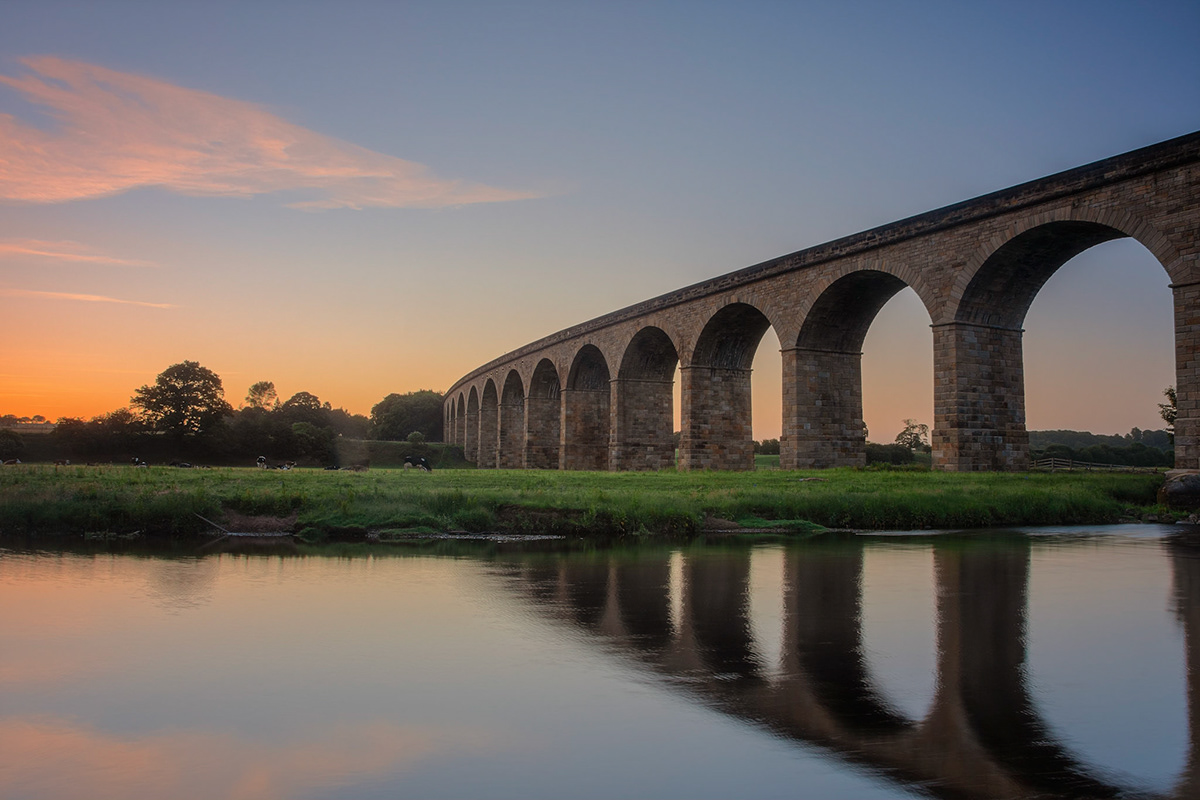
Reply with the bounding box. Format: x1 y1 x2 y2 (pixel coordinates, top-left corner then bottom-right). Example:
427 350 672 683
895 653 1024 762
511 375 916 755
0 56 537 209
0 238 157 267
1 288 174 308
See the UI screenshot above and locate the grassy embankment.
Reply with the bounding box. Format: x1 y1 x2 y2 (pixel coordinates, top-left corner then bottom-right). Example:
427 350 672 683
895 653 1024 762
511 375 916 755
0 463 1169 542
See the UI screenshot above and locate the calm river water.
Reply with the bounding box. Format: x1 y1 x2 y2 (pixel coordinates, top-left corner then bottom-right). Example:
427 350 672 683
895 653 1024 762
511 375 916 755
1 525 1196 799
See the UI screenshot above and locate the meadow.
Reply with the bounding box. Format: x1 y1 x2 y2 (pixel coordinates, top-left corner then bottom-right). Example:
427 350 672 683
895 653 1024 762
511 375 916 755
0 463 1170 542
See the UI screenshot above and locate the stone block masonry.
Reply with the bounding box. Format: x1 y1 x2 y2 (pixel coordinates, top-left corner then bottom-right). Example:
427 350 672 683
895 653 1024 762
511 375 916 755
445 132 1200 471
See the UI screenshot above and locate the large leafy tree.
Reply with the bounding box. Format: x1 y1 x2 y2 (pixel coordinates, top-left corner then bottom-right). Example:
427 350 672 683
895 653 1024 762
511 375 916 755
132 361 232 440
244 381 279 410
370 390 444 441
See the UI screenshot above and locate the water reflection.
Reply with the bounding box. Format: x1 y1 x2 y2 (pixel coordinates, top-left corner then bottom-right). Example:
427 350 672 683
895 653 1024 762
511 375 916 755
495 535 1198 799
1 531 1194 799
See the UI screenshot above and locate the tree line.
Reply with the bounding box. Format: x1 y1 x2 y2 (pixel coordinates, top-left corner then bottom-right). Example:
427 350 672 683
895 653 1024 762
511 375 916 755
0 360 445 466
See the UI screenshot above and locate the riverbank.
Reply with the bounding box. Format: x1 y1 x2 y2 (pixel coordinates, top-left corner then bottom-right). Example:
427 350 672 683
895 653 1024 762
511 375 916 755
0 463 1174 542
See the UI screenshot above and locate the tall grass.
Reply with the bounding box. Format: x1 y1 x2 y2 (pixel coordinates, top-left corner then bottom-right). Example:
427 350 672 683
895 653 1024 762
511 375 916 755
0 463 1167 540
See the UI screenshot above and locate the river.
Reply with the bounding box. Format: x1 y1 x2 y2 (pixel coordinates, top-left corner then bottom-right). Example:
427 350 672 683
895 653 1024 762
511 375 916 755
1 525 1195 799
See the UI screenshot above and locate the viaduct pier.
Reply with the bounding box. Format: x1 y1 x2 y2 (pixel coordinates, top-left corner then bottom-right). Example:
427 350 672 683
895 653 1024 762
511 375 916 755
445 132 1200 471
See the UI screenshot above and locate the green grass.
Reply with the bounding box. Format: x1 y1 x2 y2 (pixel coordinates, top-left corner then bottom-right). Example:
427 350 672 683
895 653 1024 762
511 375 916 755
0 463 1169 541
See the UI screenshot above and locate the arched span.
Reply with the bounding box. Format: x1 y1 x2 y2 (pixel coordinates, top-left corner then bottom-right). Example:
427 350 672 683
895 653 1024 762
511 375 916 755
691 303 774 372
478 379 499 469
498 370 526 469
937 219 1179 471
526 359 561 469
562 345 610 470
796 270 912 353
613 327 680 470
785 271 924 469
618 327 680 381
955 221 1130 329
455 392 466 448
683 303 774 470
465 386 480 465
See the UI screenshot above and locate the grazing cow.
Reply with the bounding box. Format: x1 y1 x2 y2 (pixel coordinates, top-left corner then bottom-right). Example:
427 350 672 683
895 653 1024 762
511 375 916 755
2 459 20 466
403 456 432 472
54 459 70 466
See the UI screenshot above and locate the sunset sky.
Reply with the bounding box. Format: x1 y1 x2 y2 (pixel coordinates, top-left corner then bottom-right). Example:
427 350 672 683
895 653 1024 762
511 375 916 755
2 1 1198 440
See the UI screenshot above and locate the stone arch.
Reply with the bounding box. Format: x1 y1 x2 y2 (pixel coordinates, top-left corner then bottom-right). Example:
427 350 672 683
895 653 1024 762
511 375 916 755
938 212 1184 470
562 344 611 470
498 370 526 469
950 209 1184 324
612 327 680 470
785 270 926 468
526 359 562 469
455 392 466 448
465 386 480 464
479 378 499 469
683 302 775 470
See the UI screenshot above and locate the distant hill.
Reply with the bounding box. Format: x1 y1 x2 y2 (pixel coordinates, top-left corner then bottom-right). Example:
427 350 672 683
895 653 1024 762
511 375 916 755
1029 428 1171 452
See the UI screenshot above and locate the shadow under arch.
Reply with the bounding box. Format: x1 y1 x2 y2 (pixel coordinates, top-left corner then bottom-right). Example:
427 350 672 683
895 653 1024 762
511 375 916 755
937 219 1180 470
526 359 561 469
682 302 775 471
465 386 480 464
499 370 525 469
785 269 928 469
478 379 499 469
612 326 680 471
562 345 610 470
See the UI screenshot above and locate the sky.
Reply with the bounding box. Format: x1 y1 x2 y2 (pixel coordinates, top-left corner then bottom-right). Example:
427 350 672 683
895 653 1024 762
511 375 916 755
1 0 1197 440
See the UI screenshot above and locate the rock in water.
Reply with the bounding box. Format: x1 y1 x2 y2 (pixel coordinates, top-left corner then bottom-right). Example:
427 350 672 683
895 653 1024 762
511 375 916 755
1159 471 1200 510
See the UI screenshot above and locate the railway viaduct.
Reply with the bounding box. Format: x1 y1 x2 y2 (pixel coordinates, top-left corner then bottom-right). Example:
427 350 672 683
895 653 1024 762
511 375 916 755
444 132 1200 471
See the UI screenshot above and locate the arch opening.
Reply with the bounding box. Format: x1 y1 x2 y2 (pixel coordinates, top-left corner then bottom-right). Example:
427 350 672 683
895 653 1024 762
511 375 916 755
526 359 562 469
455 393 466 448
683 303 774 471
562 345 610 470
478 379 499 469
613 327 679 470
465 386 480 465
940 222 1179 470
1023 238 1174 454
787 272 925 469
498 370 526 469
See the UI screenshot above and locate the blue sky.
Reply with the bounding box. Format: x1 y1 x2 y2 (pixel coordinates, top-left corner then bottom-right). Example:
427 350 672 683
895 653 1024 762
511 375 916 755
1 1 1196 437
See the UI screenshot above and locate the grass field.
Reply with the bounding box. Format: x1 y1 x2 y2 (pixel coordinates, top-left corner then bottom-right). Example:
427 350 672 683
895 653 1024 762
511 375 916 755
0 463 1171 541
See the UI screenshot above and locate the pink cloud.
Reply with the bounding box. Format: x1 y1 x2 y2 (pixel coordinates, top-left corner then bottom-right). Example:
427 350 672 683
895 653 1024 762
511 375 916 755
0 56 537 209
0 238 157 267
1 289 175 308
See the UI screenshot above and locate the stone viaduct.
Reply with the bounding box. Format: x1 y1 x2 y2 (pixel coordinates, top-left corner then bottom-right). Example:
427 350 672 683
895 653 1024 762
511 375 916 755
445 132 1200 471
493 539 1198 799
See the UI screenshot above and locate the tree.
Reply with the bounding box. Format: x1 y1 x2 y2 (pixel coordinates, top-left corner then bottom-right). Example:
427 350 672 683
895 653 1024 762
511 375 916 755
244 381 278 410
370 390 444 441
894 419 931 451
0 429 24 460
280 391 330 427
131 361 232 440
1160 386 1177 443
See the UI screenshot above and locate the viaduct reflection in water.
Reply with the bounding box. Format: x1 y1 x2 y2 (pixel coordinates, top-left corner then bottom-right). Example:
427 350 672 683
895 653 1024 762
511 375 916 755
495 539 1199 800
